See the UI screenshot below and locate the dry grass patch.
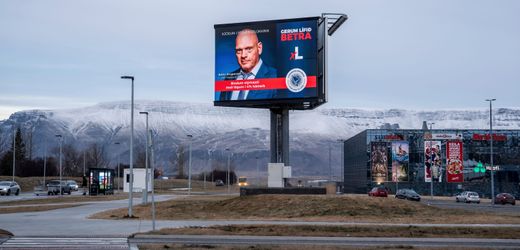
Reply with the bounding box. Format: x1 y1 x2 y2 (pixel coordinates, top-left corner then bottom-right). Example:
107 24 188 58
91 195 520 224
0 194 128 206
138 244 490 250
145 224 520 239
0 204 81 214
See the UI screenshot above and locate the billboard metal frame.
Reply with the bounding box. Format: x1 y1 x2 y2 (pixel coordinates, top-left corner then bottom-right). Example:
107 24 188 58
214 16 327 110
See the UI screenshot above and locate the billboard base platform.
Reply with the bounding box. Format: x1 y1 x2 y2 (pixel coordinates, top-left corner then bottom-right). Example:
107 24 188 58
239 187 326 196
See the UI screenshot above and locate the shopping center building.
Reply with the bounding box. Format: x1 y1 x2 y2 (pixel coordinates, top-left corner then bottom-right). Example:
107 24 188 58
343 129 520 197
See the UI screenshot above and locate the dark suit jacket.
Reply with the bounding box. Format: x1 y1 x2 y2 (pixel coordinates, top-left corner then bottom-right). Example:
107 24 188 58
218 63 277 101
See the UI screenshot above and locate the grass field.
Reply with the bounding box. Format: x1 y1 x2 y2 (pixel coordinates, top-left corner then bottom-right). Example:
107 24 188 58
143 224 520 239
91 194 520 224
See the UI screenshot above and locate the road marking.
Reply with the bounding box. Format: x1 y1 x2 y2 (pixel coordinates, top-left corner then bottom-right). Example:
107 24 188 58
1 237 128 249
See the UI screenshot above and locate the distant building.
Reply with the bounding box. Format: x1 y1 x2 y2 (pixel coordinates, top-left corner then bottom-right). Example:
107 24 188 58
343 129 520 197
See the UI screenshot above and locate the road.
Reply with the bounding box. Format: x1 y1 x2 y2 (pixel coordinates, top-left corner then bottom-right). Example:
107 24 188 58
422 198 520 215
1 194 520 249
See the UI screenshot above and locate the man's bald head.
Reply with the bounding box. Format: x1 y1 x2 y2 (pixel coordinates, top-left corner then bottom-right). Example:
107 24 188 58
235 29 263 73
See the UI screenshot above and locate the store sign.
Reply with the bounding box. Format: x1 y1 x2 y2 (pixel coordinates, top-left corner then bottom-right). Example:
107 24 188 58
424 133 462 140
472 134 507 141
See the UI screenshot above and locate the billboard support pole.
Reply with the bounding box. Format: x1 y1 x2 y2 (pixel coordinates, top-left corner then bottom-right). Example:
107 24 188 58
270 108 289 187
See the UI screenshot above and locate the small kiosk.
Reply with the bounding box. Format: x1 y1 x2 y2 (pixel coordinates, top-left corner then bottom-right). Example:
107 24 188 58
88 168 114 195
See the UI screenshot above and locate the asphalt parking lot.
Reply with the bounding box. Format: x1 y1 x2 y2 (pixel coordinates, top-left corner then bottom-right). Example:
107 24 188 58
421 198 519 215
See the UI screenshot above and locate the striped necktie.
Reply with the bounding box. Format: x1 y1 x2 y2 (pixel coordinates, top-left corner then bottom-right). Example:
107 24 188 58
237 90 246 100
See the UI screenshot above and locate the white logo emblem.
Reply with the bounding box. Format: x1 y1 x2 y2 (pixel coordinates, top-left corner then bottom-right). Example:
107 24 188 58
285 68 307 93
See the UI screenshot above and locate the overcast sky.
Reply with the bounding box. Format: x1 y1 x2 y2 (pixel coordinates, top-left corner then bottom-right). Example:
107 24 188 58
1 0 519 120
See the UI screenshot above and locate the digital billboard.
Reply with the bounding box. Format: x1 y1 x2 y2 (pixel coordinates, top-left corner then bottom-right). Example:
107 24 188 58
371 142 388 183
214 17 326 109
391 141 409 182
424 141 442 182
446 141 464 183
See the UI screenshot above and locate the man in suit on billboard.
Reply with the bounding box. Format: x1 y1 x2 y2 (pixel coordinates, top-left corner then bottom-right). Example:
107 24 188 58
218 29 277 101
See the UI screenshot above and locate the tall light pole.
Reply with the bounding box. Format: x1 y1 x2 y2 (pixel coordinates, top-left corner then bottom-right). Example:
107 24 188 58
114 142 121 191
121 75 135 217
149 129 156 230
226 148 230 193
187 134 193 196
140 111 150 203
328 142 332 181
337 139 344 193
486 98 496 205
255 156 259 186
12 127 16 182
55 134 63 196
427 122 435 200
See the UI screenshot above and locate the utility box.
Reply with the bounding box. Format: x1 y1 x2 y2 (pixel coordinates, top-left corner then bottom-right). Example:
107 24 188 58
123 168 152 193
268 163 291 187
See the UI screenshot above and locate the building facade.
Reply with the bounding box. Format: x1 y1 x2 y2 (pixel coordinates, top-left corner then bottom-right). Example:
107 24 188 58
344 129 520 197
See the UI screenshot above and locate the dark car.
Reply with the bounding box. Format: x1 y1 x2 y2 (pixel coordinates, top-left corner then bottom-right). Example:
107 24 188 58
215 179 224 186
495 193 516 205
368 187 388 197
395 188 421 201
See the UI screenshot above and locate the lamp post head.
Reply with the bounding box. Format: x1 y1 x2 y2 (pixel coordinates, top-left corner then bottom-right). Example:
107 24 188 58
55 134 62 138
114 142 120 145
121 76 134 80
187 134 193 138
139 111 148 115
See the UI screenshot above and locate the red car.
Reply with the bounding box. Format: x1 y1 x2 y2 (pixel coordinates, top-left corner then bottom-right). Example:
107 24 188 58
495 193 516 205
368 187 388 197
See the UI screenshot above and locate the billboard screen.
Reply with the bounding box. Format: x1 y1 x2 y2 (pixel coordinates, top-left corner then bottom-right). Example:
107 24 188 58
446 141 464 183
424 141 442 182
391 141 409 182
214 17 326 109
371 142 388 183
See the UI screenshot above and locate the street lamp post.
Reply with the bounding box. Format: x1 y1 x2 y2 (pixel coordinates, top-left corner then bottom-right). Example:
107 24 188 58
187 134 193 196
337 139 344 193
486 98 496 205
226 148 230 193
121 75 135 217
255 156 259 186
55 135 63 196
114 142 121 191
149 129 156 230
427 122 435 200
328 142 332 181
140 112 150 203
12 127 16 182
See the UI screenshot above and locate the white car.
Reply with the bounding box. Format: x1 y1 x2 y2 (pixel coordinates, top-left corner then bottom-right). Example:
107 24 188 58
456 191 480 203
0 181 21 196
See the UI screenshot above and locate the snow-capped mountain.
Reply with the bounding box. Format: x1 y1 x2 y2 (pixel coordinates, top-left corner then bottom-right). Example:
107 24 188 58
1 101 519 177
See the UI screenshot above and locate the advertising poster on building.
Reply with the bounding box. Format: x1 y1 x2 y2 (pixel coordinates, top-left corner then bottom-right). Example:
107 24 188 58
446 141 464 183
391 141 409 182
424 141 442 182
214 18 318 102
371 142 388 183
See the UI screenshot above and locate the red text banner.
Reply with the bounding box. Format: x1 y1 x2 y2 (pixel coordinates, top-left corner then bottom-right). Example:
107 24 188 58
446 141 464 183
215 76 316 92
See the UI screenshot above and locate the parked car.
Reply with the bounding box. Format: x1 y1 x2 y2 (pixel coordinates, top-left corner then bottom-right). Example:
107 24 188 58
395 188 421 201
0 181 20 196
456 191 480 203
495 193 516 205
215 179 224 186
66 180 79 191
368 187 388 197
47 180 71 195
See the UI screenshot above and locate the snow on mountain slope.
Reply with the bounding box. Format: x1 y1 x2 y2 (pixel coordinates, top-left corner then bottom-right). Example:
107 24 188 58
1 101 519 177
